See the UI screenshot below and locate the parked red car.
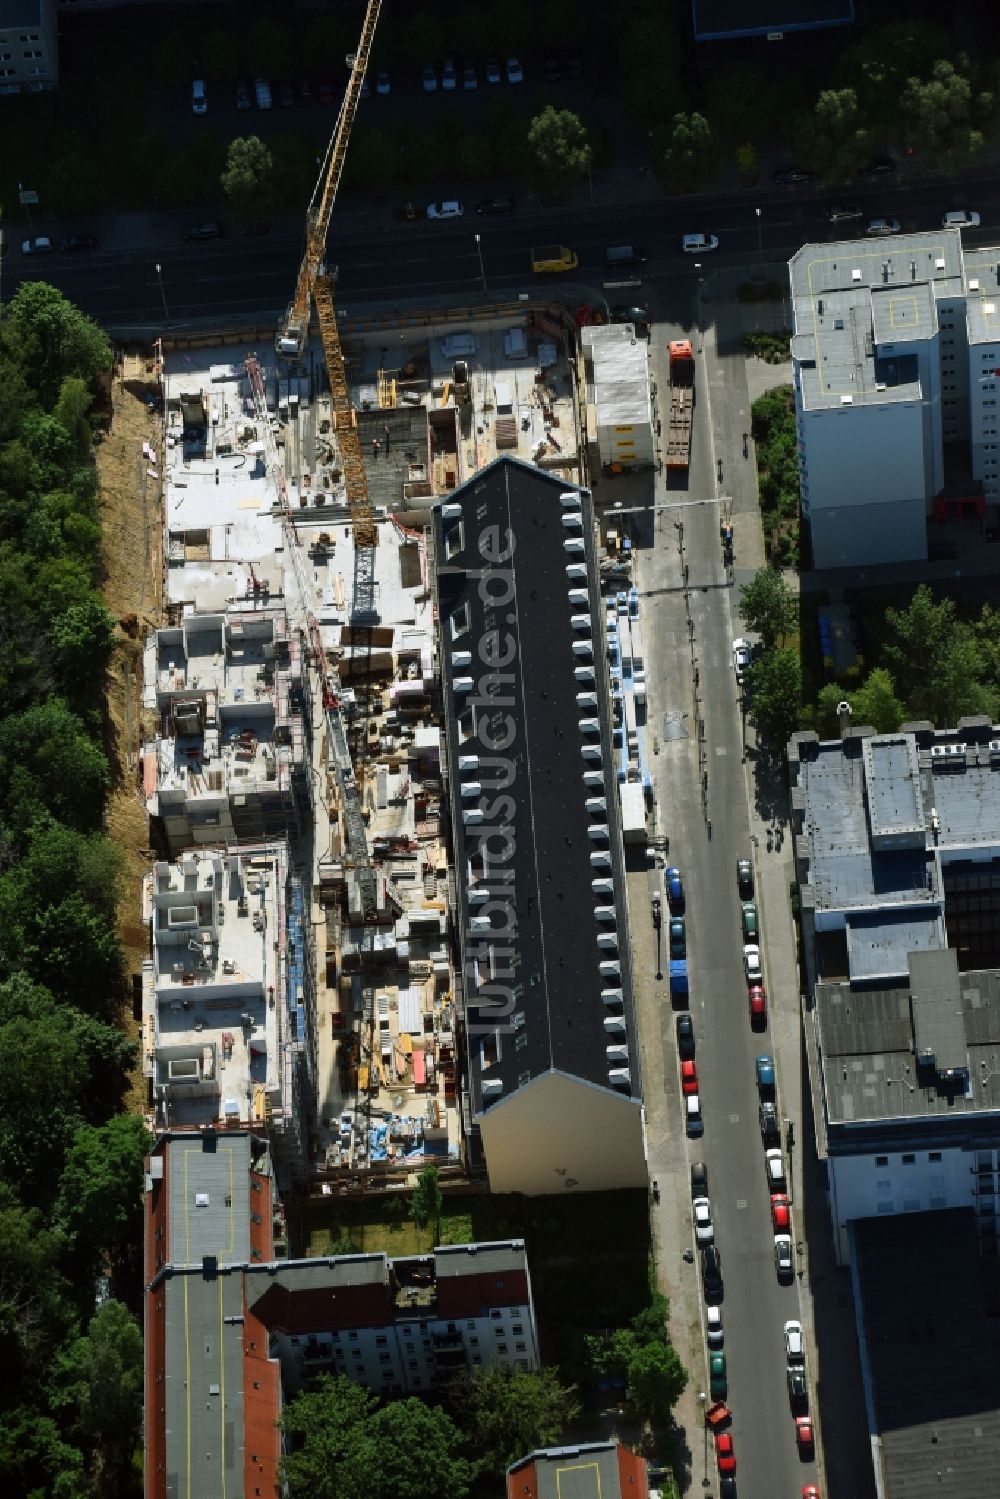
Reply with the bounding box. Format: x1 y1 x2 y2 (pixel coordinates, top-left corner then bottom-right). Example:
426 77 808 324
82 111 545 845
748 983 767 1024
715 1431 736 1474
795 1417 815 1458
680 1059 699 1096
771 1193 790 1231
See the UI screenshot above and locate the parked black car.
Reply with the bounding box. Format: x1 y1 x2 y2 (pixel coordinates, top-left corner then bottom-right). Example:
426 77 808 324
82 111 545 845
702 1245 724 1302
184 221 225 241
772 166 816 185
476 196 516 216
676 1012 696 1059
60 234 99 252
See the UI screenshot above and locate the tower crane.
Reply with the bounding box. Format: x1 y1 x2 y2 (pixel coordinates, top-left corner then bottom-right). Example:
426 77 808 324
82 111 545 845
278 0 382 624
241 0 385 925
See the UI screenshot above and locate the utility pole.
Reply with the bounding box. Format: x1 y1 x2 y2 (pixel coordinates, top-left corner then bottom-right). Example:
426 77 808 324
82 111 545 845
474 233 487 296
155 262 170 322
755 207 764 269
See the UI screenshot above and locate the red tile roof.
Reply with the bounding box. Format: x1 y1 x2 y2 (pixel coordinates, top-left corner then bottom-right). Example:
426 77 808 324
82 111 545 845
437 1267 530 1318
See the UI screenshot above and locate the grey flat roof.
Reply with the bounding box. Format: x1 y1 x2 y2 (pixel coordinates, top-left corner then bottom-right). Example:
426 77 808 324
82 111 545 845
962 249 1000 345
790 234 963 411
799 742 937 912
166 1133 252 1266
815 965 1000 1126
435 457 639 1112
510 1442 627 1499
435 1241 526 1278
865 736 924 840
910 949 966 1074
845 909 944 982
925 749 1000 849
692 0 853 38
853 1211 1000 1499
163 1268 246 1499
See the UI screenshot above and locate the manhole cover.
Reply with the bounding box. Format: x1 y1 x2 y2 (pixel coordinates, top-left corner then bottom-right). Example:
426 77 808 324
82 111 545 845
662 712 688 742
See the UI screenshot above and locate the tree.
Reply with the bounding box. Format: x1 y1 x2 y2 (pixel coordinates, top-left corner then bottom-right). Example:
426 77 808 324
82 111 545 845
836 19 954 133
884 584 994 724
706 63 784 143
619 11 681 127
341 129 399 193
335 1400 472 1499
735 143 758 179
739 568 797 651
626 1340 688 1419
221 136 277 221
54 1115 150 1283
657 112 718 192
850 667 906 734
901 58 991 169
48 1299 143 1490
0 1408 86 1499
447 1366 580 1475
0 1182 76 1406
4 282 109 410
409 1164 443 1241
281 1376 379 1499
50 597 117 702
0 993 86 1207
747 647 802 751
0 700 109 835
527 106 592 192
800 88 872 182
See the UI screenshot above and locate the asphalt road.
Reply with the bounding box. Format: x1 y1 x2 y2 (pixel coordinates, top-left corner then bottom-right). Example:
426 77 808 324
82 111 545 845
631 285 818 1497
7 167 1000 331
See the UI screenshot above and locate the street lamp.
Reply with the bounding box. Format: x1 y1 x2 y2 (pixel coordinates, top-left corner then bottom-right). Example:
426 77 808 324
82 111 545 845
755 207 764 269
474 233 487 296
155 263 170 322
698 1391 708 1486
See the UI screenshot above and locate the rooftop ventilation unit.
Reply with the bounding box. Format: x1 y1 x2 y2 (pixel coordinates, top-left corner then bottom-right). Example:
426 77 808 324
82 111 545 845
440 502 463 519
575 666 596 683
560 492 581 509
594 904 616 922
592 877 614 895
852 268 862 282
468 887 489 906
561 513 583 530
568 588 589 607
597 932 619 952
588 824 610 842
989 741 1000 755
469 915 492 932
572 641 594 659
606 1044 629 1063
451 650 472 668
582 744 603 763
460 781 482 799
570 614 592 632
585 796 607 814
579 717 601 735
458 754 479 773
463 808 485 826
970 279 980 292
563 538 585 555
583 770 604 787
481 1078 503 1097
577 692 598 710
840 395 854 405
590 851 612 868
566 563 587 580
453 676 473 694
931 745 948 758
601 991 624 1011
598 960 621 979
608 1068 631 1091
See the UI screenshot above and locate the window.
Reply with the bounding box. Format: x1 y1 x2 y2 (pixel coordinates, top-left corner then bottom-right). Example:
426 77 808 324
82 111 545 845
497 1343 507 1353
472 1354 482 1365
512 1324 523 1335
466 1321 476 1330
903 1199 920 1212
22 48 43 58
408 1360 419 1370
378 1352 391 1364
901 1153 916 1165
348 1330 358 1341
876 1179 892 1192
490 1309 502 1320
375 1335 388 1347
875 1155 889 1167
877 1201 895 1214
515 1341 526 1352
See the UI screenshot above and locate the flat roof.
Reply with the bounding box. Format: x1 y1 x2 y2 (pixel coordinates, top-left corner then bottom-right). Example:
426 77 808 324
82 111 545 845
692 0 853 38
581 323 653 429
845 908 945 982
509 1442 638 1499
864 736 924 841
962 248 1000 345
814 960 1000 1128
854 1210 1000 1499
797 740 938 912
165 1131 254 1265
435 457 640 1112
790 233 964 411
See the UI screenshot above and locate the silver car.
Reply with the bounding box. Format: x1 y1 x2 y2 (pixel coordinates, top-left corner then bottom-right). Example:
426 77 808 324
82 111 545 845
774 1233 793 1280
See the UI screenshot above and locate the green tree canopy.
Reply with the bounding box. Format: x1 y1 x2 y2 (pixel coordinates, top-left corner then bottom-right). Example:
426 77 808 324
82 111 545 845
747 647 803 751
901 58 992 169
0 700 109 836
55 1115 150 1284
739 568 798 651
627 1339 688 1419
335 1399 472 1499
48 1299 143 1488
0 1182 76 1407
447 1365 580 1476
657 112 718 192
800 88 872 182
282 1376 379 1499
4 282 109 411
619 10 680 127
527 106 592 191
883 584 994 724
221 135 277 220
836 18 952 131
409 1163 443 1240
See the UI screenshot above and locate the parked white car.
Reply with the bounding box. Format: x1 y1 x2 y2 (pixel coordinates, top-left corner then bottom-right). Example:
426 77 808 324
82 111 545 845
766 1148 787 1190
866 217 900 236
692 1196 714 1246
743 944 762 983
943 209 980 229
682 232 719 254
506 56 523 83
784 1318 804 1363
427 200 464 220
774 1233 793 1280
732 637 751 683
706 1305 724 1347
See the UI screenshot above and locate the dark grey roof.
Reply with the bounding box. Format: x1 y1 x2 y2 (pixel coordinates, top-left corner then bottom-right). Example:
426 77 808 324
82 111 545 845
816 963 1000 1129
864 736 924 846
853 1210 1000 1499
692 0 853 39
0 0 43 25
909 950 966 1075
434 458 639 1113
166 1132 252 1266
846 909 945 983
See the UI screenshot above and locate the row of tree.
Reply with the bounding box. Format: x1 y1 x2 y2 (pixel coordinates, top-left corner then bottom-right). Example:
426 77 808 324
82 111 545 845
0 285 149 1498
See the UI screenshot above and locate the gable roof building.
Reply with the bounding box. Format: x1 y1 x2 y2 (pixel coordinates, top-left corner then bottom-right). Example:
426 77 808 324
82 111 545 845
434 458 646 1194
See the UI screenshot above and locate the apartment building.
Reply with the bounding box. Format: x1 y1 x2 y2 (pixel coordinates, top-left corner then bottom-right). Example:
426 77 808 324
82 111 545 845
507 1441 651 1498
144 1127 539 1499
0 0 57 94
789 721 1000 1263
789 229 1000 569
435 457 646 1195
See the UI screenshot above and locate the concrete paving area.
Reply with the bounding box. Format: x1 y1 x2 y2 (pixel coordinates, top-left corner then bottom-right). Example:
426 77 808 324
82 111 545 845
612 269 875 1497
